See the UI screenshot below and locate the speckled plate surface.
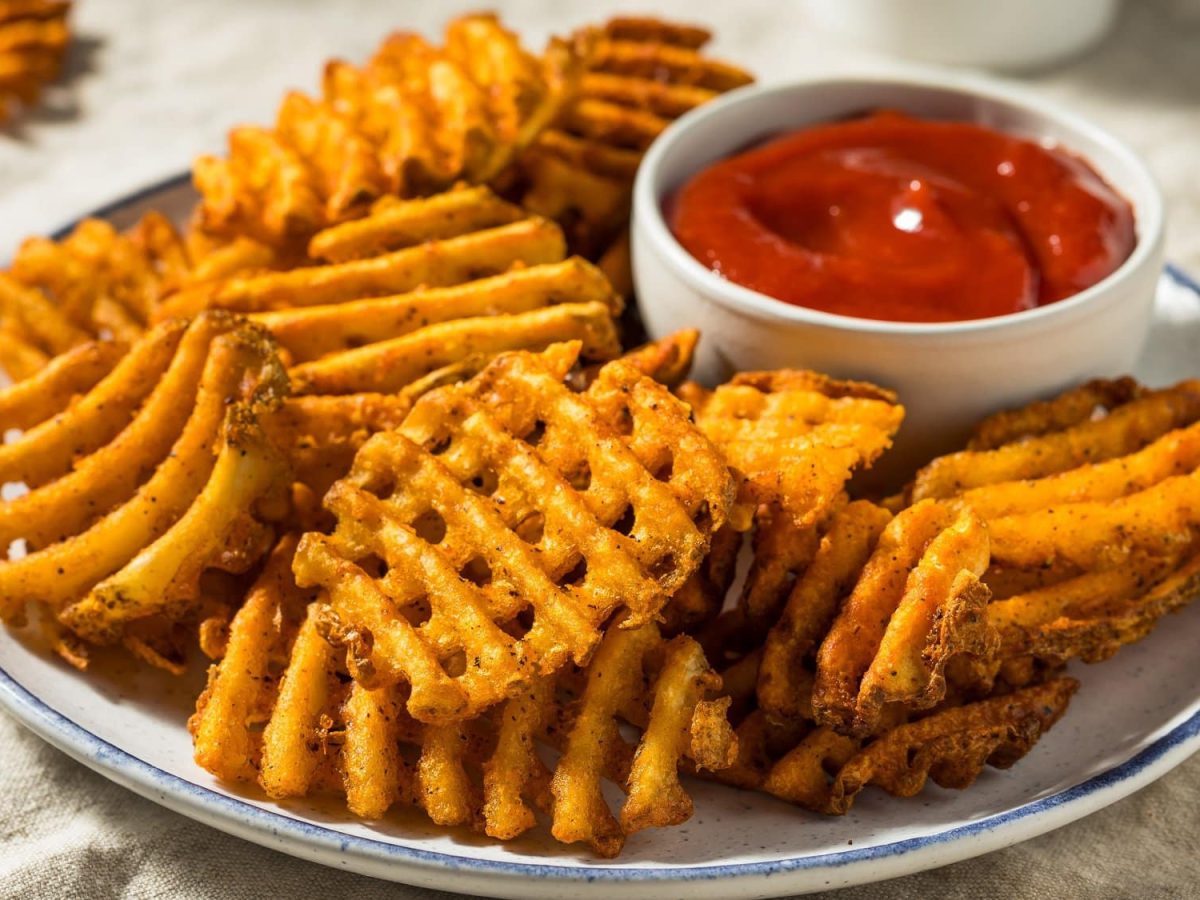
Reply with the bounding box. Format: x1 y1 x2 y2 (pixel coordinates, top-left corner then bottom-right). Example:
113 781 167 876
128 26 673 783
2 176 1199 899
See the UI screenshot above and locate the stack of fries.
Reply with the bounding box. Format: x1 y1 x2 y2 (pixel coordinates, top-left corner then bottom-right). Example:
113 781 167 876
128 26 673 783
2 11 1198 860
0 0 70 123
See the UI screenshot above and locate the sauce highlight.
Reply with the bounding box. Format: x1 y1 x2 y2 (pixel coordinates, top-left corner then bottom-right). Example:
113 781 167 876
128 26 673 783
669 111 1136 323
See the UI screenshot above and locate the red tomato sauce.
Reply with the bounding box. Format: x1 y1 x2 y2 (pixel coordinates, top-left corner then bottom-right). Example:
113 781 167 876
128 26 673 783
668 111 1136 323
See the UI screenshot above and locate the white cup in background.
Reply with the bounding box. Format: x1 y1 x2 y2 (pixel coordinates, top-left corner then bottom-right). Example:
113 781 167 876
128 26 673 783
802 0 1121 70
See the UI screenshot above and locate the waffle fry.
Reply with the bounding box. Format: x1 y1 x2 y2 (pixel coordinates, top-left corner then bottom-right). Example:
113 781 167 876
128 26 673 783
726 678 1077 814
967 377 1144 451
549 620 735 856
518 16 754 258
155 188 625 396
812 501 996 736
757 501 892 724
0 213 195 379
161 206 569 318
681 370 904 530
0 338 125 430
0 312 289 666
907 379 1200 667
910 379 1200 502
194 546 734 854
293 342 734 722
194 14 578 246
289 300 620 395
0 0 70 122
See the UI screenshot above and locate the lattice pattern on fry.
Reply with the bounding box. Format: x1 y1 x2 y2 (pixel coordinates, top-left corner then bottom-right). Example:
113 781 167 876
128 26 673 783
292 342 735 723
0 0 70 122
0 312 290 667
812 500 997 736
154 188 625 396
681 370 904 530
906 378 1200 668
717 675 1077 815
193 553 735 857
0 213 196 380
910 379 1200 502
517 16 754 258
546 619 736 856
193 14 578 247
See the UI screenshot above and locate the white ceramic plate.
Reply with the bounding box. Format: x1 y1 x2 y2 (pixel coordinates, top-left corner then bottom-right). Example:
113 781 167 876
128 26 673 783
2 176 1199 899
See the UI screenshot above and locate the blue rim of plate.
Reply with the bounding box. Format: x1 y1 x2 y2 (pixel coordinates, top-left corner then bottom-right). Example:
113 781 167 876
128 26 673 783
0 176 1197 886
3 639 1199 884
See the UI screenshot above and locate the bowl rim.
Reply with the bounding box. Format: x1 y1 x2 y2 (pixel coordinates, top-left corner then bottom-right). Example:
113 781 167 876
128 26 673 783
633 70 1166 337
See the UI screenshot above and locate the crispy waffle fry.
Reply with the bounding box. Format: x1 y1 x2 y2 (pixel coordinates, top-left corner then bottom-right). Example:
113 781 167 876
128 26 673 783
681 370 903 530
157 188 625 397
967 377 1144 451
0 0 70 122
903 377 1200 670
194 549 734 854
987 552 1200 663
194 14 578 246
518 17 753 258
550 620 735 856
812 501 996 735
747 679 1078 814
910 379 1200 502
757 501 892 723
986 471 1200 570
0 339 125 430
288 300 620 395
255 257 618 364
293 342 734 722
0 312 289 665
161 209 568 317
0 213 196 379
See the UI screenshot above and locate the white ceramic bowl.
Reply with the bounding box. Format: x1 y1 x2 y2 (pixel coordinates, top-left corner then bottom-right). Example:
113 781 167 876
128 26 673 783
800 0 1120 71
633 73 1165 473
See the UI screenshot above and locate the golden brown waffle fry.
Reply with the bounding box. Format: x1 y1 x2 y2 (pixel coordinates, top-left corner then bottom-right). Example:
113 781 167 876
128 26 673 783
988 552 1200 663
947 421 1200 520
518 16 753 259
0 0 70 122
910 379 1200 502
161 210 568 318
288 300 620 395
0 339 125 430
757 501 892 723
0 213 196 379
746 678 1077 814
967 377 1144 451
681 370 903 530
902 377 1200 670
254 257 619 365
812 501 996 736
194 14 578 247
0 312 289 666
194 549 734 854
293 342 734 722
986 472 1200 570
157 188 626 397
550 620 735 856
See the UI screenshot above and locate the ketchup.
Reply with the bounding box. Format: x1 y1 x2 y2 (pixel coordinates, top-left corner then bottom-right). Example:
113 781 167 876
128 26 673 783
668 111 1136 323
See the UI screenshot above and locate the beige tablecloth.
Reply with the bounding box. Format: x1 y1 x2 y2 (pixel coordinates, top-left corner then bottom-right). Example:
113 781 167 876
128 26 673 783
2 1 1199 897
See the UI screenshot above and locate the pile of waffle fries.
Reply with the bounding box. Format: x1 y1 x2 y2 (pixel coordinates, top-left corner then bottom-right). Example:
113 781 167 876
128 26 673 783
2 12 1197 859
